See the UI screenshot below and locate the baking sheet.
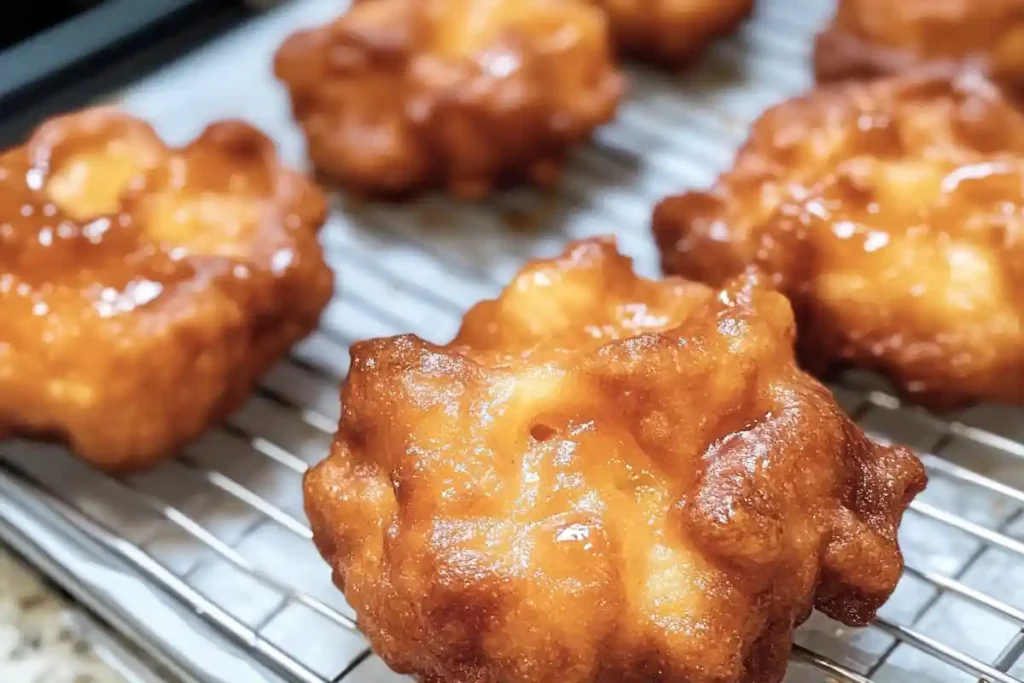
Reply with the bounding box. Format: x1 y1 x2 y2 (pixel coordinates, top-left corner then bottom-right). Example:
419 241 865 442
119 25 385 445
1 0 1023 681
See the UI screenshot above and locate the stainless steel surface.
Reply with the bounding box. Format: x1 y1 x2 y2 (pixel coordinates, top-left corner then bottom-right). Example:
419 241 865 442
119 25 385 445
2 0 1024 681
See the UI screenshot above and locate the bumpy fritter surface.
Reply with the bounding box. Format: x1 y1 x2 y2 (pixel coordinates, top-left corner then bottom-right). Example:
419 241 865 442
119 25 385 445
815 0 1024 90
594 0 754 67
274 0 623 199
0 107 332 470
654 74 1024 409
305 237 925 683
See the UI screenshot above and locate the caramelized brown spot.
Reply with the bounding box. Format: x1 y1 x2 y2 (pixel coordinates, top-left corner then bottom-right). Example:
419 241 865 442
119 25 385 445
592 0 754 67
815 0 1024 92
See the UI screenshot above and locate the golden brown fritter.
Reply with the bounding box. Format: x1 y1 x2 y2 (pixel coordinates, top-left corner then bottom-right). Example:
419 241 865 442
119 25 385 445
0 107 333 470
274 0 623 199
815 0 1024 91
594 0 754 67
654 73 1024 410
305 237 925 683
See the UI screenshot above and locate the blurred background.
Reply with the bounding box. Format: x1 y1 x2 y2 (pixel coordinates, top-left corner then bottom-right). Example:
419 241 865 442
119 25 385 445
0 0 259 146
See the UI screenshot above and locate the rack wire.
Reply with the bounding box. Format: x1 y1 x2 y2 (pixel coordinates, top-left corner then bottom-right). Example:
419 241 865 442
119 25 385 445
1 0 1023 681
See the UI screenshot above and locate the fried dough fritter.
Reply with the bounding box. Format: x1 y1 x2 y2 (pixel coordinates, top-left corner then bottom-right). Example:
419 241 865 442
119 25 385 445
653 73 1024 410
594 0 755 67
274 0 623 199
0 107 333 470
815 0 1024 90
304 237 925 683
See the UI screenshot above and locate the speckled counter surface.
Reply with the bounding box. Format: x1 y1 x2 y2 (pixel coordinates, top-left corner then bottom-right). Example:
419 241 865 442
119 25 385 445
0 544 125 683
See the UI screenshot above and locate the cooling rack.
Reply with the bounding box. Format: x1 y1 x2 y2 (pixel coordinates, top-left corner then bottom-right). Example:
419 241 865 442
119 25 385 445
1 0 1023 682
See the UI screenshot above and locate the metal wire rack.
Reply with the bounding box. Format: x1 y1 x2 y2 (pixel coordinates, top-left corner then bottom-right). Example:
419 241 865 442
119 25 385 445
1 0 1024 682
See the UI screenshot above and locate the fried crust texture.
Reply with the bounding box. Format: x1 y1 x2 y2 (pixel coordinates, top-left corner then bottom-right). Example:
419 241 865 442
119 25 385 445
274 0 623 199
815 0 1024 90
654 74 1024 410
594 0 754 67
304 237 925 683
0 107 333 470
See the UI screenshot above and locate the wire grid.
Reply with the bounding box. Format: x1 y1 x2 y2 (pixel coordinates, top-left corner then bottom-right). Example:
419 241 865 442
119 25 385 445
4 269 1024 683
1 0 1023 681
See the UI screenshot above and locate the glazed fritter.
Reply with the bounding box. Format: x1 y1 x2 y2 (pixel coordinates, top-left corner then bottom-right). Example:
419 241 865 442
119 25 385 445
0 107 333 470
654 73 1024 410
274 0 623 199
594 0 755 67
815 0 1024 91
305 237 925 683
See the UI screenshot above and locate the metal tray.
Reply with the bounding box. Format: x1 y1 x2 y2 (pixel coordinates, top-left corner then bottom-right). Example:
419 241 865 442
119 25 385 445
0 0 247 115
2 0 1023 681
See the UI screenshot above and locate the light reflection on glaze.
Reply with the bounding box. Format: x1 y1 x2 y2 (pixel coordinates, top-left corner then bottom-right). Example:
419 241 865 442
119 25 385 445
0 108 314 321
0 107 333 470
654 73 1024 408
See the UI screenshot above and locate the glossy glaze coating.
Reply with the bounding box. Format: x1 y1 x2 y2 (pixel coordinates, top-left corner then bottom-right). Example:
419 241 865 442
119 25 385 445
275 0 623 199
815 0 1024 90
593 0 754 67
305 237 925 683
0 108 333 470
654 74 1024 409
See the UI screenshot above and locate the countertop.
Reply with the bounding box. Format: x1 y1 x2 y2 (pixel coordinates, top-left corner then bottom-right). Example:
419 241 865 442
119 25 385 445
0 544 126 683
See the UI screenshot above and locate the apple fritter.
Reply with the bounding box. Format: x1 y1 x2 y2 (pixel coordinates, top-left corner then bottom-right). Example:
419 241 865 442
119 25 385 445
304 237 925 683
654 73 1024 409
274 0 623 199
815 0 1024 91
0 107 333 470
595 0 754 67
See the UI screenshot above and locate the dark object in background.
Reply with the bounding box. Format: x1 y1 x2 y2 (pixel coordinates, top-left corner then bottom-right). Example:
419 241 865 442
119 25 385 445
0 2 102 51
0 0 254 145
